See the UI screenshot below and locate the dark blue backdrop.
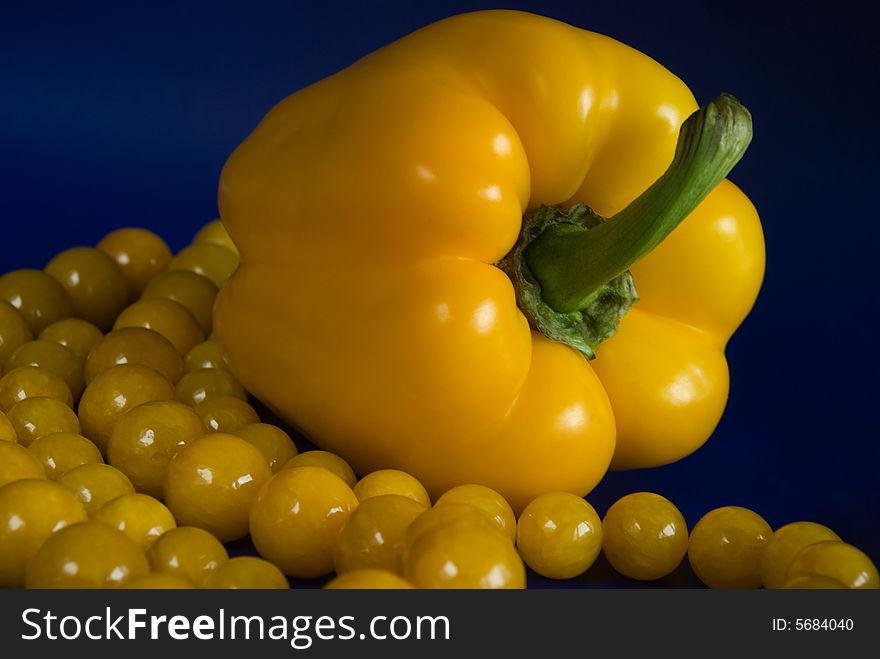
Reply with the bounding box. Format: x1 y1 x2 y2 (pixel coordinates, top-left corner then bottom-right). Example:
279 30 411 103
2 1 878 587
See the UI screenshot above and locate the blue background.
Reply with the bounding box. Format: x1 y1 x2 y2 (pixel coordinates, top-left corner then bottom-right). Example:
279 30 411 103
2 0 878 587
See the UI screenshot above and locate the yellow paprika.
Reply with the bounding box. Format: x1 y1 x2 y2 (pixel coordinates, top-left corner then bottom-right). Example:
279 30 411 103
214 10 765 512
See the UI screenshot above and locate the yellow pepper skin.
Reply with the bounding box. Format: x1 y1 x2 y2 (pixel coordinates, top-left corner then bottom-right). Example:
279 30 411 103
214 10 764 511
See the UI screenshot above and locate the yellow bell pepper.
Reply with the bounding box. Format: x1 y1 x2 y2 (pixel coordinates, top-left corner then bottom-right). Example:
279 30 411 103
214 9 765 511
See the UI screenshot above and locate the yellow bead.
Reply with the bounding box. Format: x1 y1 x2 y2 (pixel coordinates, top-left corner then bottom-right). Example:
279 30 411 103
334 494 427 575
760 521 841 589
77 363 175 453
203 556 289 589
4 339 84 399
283 450 356 487
601 492 689 581
195 396 259 433
124 573 195 589
176 368 246 406
184 339 229 372
39 318 103 361
8 396 81 447
0 300 34 367
193 219 238 255
0 366 73 412
93 493 177 550
325 569 414 589
0 442 46 487
782 575 846 589
25 520 149 588
28 432 103 479
107 399 205 498
688 506 771 589
147 526 229 586
142 270 218 335
403 519 525 589
45 247 130 331
0 409 16 442
786 541 879 589
516 492 602 579
436 484 516 542
114 298 204 355
231 422 298 473
405 502 502 551
0 478 87 587
165 433 272 542
57 463 135 516
0 269 75 335
85 327 183 385
169 244 239 288
353 469 431 507
249 466 358 578
97 227 173 296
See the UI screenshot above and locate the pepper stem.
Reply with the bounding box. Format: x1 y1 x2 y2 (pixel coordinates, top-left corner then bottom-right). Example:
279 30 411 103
523 93 753 313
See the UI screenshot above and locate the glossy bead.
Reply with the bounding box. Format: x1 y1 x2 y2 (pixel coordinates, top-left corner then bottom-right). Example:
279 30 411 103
124 573 195 589
353 469 431 507
436 484 516 542
45 247 130 331
688 506 772 589
517 492 603 579
142 270 218 334
325 569 414 589
57 463 135 516
203 556 289 589
93 493 177 550
85 327 183 385
195 396 259 433
25 520 149 588
4 339 84 399
0 442 46 486
601 492 689 581
168 244 239 288
184 339 229 372
786 541 879 589
782 574 847 589
8 396 81 447
113 298 204 354
405 502 503 551
0 478 87 587
334 494 427 575
28 432 103 479
0 409 16 442
0 269 75 335
176 368 246 406
283 450 356 487
0 300 33 367
97 227 172 296
77 363 175 453
39 318 103 361
165 433 271 541
403 520 526 589
147 526 229 586
231 422 297 472
760 522 841 589
107 399 205 498
249 466 358 578
0 366 73 412
193 219 238 255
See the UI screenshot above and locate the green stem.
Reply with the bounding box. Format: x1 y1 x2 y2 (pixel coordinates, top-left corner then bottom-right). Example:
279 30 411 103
523 93 753 313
